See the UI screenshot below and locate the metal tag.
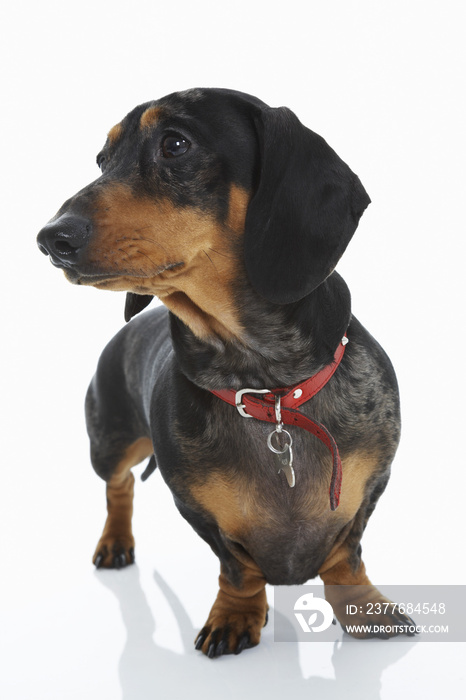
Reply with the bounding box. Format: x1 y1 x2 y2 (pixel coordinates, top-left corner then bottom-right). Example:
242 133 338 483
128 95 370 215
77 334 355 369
267 423 295 488
273 444 295 488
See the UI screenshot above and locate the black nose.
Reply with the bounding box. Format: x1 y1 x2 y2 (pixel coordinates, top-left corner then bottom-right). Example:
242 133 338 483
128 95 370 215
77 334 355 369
37 215 92 267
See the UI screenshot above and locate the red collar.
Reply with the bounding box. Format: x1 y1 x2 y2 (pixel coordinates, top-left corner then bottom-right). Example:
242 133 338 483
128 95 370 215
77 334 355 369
211 336 347 510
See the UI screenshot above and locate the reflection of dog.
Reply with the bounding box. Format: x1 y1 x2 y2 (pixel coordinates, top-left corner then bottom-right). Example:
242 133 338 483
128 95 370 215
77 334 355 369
37 88 414 656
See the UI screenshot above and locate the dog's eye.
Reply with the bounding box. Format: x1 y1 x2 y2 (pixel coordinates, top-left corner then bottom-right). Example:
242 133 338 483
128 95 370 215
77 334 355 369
161 134 190 158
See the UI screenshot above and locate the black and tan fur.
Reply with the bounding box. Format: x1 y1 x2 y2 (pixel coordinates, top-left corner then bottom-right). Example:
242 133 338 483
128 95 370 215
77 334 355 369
37 88 413 656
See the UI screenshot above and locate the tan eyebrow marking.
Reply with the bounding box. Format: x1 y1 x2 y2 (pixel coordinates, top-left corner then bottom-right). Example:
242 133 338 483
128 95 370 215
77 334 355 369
107 122 123 145
140 106 162 130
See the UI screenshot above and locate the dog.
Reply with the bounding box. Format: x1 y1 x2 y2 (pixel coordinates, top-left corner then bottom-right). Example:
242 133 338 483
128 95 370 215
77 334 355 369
37 88 414 656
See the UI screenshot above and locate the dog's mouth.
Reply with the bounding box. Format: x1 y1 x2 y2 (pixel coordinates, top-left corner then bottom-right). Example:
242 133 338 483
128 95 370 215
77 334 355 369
62 261 185 288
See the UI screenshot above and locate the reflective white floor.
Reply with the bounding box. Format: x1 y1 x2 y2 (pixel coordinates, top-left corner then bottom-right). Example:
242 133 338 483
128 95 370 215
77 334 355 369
1 467 464 700
2 566 464 700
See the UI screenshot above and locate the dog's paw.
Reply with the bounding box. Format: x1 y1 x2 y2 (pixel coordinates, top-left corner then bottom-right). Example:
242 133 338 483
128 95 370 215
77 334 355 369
93 535 135 569
194 597 268 658
342 602 416 639
329 586 417 639
195 612 264 658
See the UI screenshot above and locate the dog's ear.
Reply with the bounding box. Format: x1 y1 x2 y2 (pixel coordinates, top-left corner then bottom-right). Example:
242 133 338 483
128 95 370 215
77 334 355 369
124 293 153 322
244 107 370 304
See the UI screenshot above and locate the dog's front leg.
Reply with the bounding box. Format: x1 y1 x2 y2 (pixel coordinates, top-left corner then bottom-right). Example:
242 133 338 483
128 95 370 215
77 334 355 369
93 469 136 569
91 437 153 569
319 549 416 638
195 561 268 658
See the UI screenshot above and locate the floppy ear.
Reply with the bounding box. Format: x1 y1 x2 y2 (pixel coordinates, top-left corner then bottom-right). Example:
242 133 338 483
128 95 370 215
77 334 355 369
124 293 153 322
244 107 370 304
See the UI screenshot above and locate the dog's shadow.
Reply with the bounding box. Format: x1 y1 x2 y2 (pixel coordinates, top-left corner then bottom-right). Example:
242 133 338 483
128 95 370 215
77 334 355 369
95 566 415 699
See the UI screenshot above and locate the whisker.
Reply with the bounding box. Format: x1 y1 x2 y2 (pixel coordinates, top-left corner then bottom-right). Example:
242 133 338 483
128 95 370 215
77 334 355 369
115 234 170 256
132 236 168 250
208 247 235 259
133 237 170 255
203 249 219 275
136 249 160 268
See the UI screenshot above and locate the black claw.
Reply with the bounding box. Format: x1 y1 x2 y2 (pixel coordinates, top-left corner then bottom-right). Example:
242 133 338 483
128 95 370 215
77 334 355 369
114 553 126 569
195 630 208 651
216 639 228 657
207 630 220 658
94 554 103 569
377 631 390 640
215 626 232 656
398 616 417 636
392 610 417 632
234 632 251 655
128 547 135 564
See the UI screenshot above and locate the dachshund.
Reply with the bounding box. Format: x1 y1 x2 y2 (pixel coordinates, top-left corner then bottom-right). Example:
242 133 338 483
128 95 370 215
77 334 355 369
37 88 414 656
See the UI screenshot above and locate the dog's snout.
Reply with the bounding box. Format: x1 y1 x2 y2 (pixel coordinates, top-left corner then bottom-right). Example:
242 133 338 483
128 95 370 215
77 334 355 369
37 215 92 267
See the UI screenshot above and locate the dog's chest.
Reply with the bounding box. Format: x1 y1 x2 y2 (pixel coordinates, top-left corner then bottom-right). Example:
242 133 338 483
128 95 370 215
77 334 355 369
173 409 377 540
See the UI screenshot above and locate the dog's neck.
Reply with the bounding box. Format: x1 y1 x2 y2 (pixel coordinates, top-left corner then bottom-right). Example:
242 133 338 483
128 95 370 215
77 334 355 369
169 271 351 391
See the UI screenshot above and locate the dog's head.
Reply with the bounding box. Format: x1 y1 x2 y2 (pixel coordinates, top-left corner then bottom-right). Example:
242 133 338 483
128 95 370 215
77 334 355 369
37 88 369 339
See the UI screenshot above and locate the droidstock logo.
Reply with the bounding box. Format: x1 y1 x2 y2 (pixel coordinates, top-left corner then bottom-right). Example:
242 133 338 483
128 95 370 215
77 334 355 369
275 585 466 642
294 592 334 633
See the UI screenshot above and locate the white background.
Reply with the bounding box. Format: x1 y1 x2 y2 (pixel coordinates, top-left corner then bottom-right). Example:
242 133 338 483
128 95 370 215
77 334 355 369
1 1 465 698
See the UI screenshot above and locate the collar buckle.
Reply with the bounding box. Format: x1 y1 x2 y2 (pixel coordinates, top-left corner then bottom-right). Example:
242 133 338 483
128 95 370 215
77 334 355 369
235 388 271 418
